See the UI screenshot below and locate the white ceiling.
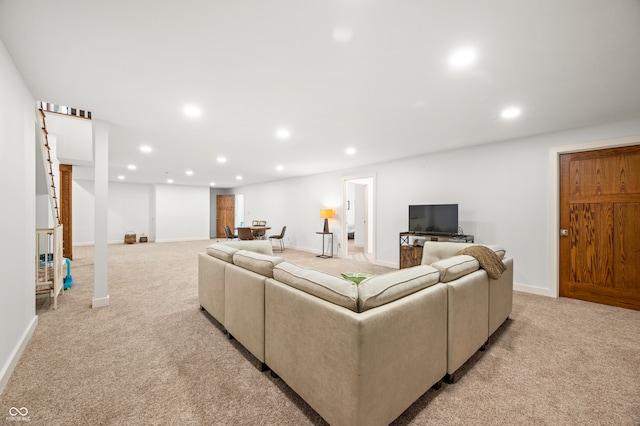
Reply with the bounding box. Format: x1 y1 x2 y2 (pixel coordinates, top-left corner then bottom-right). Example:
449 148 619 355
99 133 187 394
2 0 640 188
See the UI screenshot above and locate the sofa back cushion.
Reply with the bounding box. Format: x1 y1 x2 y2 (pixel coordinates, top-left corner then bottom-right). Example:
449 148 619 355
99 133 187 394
206 243 239 263
421 242 507 264
273 262 358 312
430 255 480 282
220 240 274 255
232 250 285 278
357 265 440 312
420 242 476 265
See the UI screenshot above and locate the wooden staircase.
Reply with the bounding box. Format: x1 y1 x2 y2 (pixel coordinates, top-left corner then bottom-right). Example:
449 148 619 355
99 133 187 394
35 104 64 308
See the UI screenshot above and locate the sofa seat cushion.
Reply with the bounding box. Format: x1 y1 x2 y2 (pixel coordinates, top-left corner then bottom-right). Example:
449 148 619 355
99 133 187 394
273 262 358 312
431 255 480 283
206 243 239 263
358 265 440 312
232 250 285 278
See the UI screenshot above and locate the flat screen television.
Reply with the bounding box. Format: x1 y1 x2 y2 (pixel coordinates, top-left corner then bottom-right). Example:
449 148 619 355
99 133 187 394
408 204 458 235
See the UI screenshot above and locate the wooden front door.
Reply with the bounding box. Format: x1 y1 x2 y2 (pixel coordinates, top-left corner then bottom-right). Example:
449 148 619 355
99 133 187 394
216 195 235 238
559 145 640 310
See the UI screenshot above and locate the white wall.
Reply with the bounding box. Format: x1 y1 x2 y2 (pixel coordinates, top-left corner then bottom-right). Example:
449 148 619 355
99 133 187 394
46 113 93 165
233 116 640 294
73 181 210 244
0 38 38 394
154 184 210 242
235 171 344 253
73 179 152 244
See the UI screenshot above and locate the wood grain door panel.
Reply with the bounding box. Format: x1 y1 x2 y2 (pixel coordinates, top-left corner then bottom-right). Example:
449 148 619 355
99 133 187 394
59 164 72 260
560 145 640 310
216 195 235 238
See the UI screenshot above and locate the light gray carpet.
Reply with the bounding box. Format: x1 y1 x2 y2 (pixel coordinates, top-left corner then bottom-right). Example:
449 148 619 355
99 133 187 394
1 240 639 425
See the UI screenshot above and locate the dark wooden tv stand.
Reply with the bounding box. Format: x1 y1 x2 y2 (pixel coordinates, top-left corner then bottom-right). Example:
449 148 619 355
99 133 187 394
399 232 474 269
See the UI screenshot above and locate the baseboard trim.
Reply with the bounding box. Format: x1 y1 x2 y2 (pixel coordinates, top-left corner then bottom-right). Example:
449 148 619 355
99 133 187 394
374 259 397 269
514 282 555 297
154 238 210 243
0 315 38 395
92 295 110 308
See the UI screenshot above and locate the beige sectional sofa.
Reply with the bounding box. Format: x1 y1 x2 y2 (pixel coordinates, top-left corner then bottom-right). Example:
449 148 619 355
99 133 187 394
198 239 513 426
421 241 513 383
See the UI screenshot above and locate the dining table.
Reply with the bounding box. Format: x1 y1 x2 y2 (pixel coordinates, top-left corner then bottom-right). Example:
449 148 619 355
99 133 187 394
236 226 271 240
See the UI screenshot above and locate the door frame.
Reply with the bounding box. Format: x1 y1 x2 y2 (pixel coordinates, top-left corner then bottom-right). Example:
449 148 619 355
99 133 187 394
342 173 376 259
548 135 640 298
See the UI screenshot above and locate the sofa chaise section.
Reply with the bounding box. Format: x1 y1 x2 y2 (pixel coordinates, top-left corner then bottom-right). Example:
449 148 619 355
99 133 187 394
265 263 447 426
198 252 227 325
224 249 284 367
422 241 513 382
198 240 274 329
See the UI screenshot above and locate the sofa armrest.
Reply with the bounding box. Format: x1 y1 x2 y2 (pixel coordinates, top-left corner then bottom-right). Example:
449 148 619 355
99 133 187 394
265 279 447 426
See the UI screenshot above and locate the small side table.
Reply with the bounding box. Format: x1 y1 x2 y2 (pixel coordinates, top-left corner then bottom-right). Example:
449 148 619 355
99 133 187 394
316 232 333 259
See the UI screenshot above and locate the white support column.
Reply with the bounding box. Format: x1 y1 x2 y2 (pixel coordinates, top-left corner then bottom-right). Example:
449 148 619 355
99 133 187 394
92 120 109 308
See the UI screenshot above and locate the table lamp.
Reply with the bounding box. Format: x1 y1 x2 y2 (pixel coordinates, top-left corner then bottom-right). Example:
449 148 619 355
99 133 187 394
320 209 333 233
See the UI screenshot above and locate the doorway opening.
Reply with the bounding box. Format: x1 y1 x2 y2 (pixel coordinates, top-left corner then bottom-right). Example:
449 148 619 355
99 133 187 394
343 175 375 261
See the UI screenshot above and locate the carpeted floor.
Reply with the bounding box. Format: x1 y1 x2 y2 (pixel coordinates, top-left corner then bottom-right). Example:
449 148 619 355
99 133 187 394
1 240 639 425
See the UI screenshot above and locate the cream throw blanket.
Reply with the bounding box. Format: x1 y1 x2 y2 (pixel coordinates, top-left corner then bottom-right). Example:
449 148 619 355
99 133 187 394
455 245 506 279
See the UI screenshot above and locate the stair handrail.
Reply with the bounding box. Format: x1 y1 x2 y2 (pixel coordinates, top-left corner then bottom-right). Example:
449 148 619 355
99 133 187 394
36 106 60 225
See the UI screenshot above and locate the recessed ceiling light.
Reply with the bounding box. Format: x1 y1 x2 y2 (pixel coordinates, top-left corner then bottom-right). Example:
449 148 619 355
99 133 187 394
333 26 353 43
183 105 202 118
127 164 136 170
276 165 284 171
210 182 216 187
449 47 477 69
185 170 194 176
167 179 174 184
346 147 357 155
117 175 125 180
276 128 291 140
140 145 152 153
236 175 243 180
500 106 522 120
217 156 227 164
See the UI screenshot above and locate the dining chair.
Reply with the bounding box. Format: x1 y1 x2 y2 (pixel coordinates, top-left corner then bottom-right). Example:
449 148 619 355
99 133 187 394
224 225 238 240
237 227 254 240
269 226 286 252
252 220 267 239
